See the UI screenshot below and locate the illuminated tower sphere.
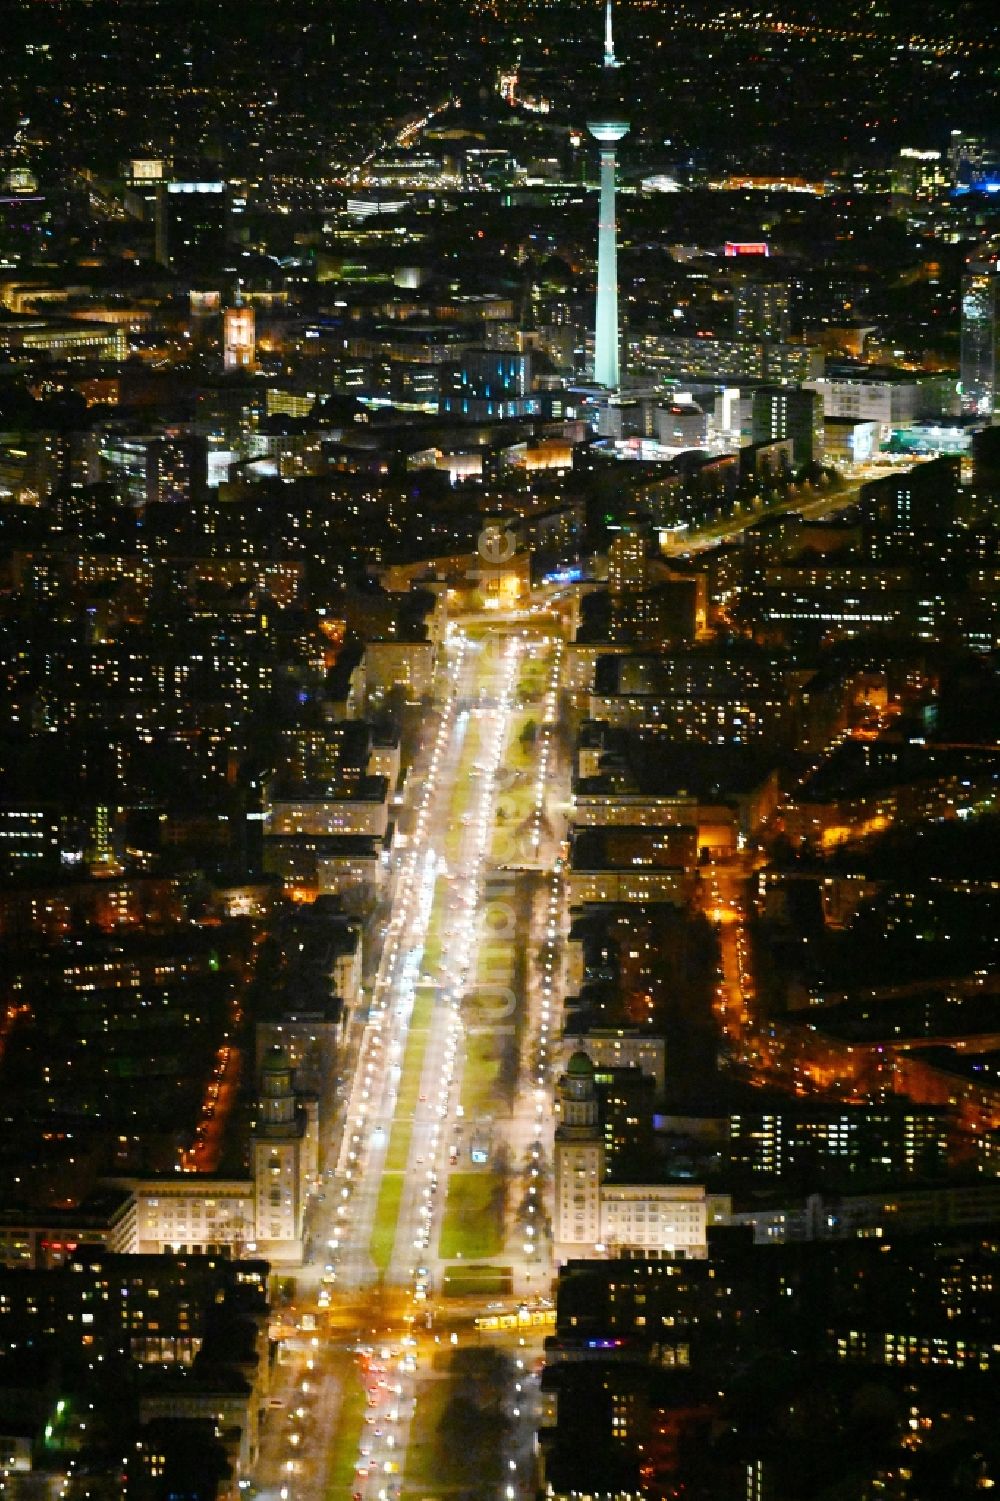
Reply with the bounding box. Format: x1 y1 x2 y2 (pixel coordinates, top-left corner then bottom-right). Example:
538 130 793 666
588 0 628 390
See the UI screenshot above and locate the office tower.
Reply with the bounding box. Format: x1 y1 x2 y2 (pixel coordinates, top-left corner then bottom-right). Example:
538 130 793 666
99 430 207 506
0 173 47 262
155 179 229 270
223 304 256 372
607 518 649 594
734 281 791 344
588 0 628 390
890 147 945 210
751 385 824 466
438 348 539 420
961 256 1000 420
949 131 993 189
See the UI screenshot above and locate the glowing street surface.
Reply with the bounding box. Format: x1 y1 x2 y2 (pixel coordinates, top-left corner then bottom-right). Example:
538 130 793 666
255 616 566 1501
332 628 521 1295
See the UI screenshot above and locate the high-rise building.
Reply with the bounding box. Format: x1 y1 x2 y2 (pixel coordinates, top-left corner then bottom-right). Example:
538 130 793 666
607 519 649 594
751 385 824 466
588 0 628 391
155 180 229 270
961 256 1000 420
734 280 791 344
890 147 945 210
0 184 51 264
438 348 539 420
251 1045 308 1262
949 131 994 189
98 430 207 506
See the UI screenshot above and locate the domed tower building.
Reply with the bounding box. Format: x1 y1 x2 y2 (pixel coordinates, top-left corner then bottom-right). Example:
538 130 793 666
554 1050 605 1261
553 1048 710 1265
252 1045 308 1263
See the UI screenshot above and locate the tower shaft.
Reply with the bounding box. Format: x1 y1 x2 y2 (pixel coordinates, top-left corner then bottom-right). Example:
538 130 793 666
588 0 628 392
594 144 621 389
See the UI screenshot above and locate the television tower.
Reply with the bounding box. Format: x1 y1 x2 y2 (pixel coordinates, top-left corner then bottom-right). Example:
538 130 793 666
588 0 628 390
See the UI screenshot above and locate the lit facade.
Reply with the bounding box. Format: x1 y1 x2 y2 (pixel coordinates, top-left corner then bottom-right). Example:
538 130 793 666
733 280 790 343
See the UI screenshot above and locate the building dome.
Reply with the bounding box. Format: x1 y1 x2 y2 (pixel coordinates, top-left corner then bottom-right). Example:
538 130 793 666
566 1049 595 1078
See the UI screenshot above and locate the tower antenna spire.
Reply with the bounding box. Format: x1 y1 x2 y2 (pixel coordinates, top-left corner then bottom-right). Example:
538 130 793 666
603 0 618 69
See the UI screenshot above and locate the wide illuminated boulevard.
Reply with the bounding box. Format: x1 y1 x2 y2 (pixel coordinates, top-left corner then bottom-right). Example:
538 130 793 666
254 603 569 1501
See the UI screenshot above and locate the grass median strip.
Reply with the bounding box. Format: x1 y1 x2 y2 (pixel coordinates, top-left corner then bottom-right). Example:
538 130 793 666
460 1026 504 1120
439 1171 505 1259
397 1370 453 1495
328 1358 368 1496
370 1171 404 1272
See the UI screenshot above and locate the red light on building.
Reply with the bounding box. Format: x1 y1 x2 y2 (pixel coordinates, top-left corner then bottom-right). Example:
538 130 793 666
724 241 770 257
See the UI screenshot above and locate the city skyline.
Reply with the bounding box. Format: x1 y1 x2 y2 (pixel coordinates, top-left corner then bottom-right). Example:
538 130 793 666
1 2 1000 1500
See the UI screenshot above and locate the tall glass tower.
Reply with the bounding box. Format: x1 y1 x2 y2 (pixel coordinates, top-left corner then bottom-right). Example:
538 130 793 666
588 1 628 391
961 256 1000 420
